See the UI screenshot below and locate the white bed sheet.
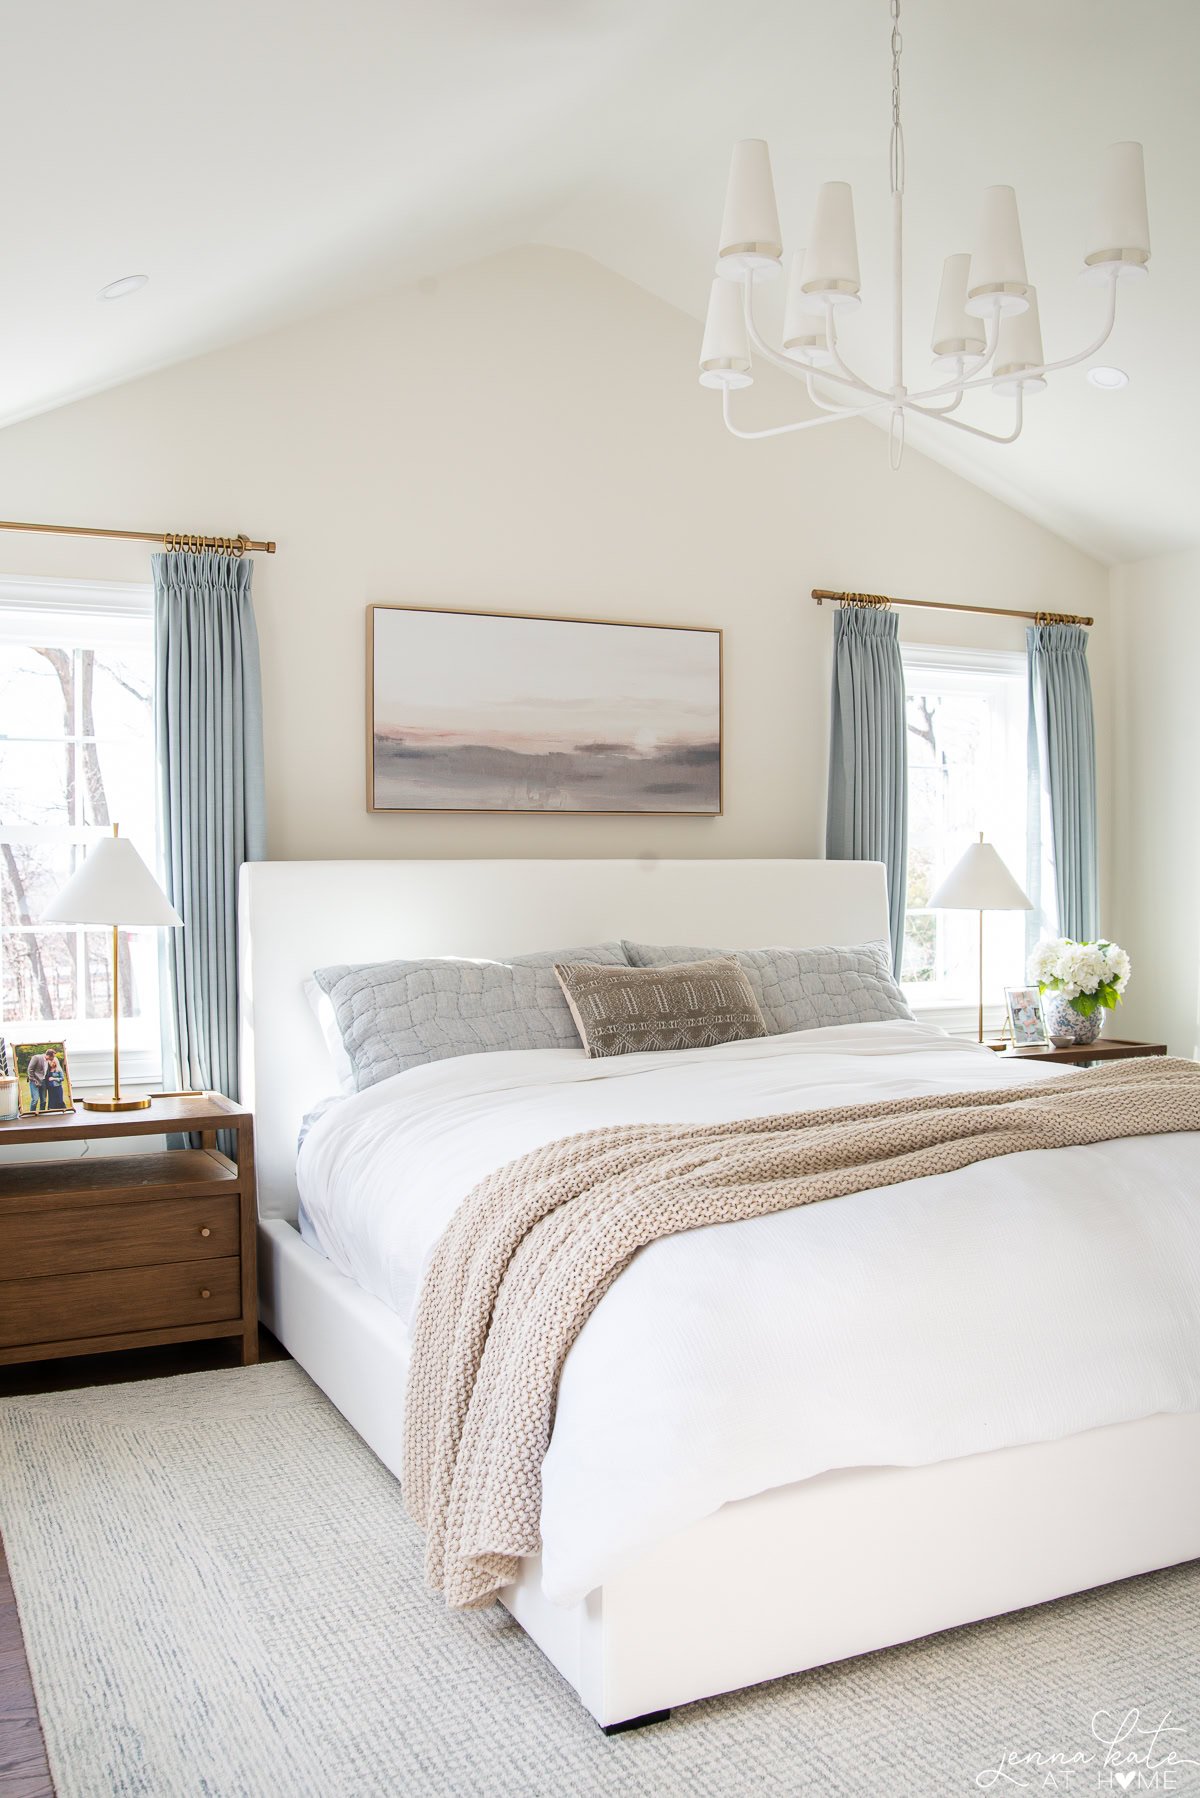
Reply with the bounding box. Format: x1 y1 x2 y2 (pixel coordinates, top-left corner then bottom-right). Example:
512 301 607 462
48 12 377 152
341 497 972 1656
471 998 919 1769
297 1020 1200 1605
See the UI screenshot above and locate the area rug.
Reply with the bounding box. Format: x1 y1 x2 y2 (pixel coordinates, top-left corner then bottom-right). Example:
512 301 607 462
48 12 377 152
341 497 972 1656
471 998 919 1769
1 1362 1197 1797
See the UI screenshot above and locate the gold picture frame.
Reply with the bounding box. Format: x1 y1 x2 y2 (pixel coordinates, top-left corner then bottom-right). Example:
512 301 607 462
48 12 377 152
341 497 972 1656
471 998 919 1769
366 603 724 816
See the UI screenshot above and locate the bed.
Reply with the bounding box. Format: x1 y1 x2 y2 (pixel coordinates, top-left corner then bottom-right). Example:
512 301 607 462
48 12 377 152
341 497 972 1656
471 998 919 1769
239 857 1200 1729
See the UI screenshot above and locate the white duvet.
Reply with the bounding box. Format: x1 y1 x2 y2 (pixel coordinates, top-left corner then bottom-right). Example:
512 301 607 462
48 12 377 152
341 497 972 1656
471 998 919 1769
297 1020 1200 1605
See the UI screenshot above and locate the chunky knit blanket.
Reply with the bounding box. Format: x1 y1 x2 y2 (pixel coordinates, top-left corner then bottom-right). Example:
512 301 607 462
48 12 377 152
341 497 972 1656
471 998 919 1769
404 1056 1200 1609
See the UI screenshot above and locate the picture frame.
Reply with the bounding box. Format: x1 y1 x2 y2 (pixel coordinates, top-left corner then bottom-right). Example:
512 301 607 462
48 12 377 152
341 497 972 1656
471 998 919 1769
1004 987 1049 1050
367 604 723 815
14 1041 75 1116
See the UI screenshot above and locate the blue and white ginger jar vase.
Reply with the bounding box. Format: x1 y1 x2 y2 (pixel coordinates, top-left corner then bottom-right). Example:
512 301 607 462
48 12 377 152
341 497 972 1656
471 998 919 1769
1043 992 1104 1047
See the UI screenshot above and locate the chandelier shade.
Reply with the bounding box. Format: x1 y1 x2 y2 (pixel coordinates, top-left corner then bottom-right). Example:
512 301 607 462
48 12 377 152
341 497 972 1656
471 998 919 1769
698 279 754 388
716 139 783 281
1085 140 1151 280
782 252 835 364
993 289 1047 395
801 182 861 307
698 0 1148 465
965 186 1030 317
931 254 987 363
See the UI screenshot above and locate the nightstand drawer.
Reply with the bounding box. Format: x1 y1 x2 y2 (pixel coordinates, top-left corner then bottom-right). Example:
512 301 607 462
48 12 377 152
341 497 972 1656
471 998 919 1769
0 1257 241 1349
3 1196 239 1279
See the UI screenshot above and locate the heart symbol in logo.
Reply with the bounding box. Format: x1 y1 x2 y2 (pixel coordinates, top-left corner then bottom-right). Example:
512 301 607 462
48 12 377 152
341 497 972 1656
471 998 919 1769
1114 1774 1137 1792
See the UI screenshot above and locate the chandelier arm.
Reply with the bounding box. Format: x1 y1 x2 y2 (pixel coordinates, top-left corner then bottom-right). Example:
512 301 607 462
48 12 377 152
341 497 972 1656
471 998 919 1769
825 310 893 400
906 270 1119 404
912 389 964 416
804 372 882 414
904 385 1025 442
742 283 880 398
721 387 892 440
904 315 1002 403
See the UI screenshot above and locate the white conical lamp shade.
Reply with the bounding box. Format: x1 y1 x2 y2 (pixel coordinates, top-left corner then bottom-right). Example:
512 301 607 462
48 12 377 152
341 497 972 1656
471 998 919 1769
698 279 753 389
715 139 783 283
931 253 987 363
41 835 182 927
993 289 1046 395
782 251 834 364
801 182 861 308
1084 141 1150 283
966 186 1030 317
928 841 1032 912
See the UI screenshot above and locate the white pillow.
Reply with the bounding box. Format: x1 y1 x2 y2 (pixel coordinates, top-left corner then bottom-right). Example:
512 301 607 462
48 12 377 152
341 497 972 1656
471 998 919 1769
304 976 356 1095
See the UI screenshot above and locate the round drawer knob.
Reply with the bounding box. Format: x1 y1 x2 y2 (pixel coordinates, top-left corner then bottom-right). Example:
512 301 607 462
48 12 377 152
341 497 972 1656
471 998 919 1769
200 1227 211 1238
200 1288 211 1299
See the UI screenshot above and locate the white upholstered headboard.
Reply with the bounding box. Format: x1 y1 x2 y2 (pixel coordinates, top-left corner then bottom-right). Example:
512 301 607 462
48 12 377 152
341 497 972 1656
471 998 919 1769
239 857 890 1221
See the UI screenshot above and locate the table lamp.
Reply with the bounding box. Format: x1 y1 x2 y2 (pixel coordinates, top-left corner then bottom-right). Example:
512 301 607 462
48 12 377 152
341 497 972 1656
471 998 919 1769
928 832 1032 1044
41 824 182 1111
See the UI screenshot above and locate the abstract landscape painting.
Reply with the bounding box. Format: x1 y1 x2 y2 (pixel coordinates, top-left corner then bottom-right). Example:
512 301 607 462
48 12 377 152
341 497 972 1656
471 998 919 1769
369 606 721 813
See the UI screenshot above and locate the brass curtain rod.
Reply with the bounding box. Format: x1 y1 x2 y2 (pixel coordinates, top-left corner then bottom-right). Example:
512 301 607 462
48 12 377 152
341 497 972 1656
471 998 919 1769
811 589 1093 628
0 518 276 555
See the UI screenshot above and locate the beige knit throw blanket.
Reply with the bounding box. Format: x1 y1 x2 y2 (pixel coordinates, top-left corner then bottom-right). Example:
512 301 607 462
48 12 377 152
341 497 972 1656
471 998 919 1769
404 1056 1200 1609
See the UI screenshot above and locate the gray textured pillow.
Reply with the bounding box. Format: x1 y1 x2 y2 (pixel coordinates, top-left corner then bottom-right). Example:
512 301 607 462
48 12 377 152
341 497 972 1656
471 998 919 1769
621 940 912 1036
314 943 629 1091
554 957 768 1059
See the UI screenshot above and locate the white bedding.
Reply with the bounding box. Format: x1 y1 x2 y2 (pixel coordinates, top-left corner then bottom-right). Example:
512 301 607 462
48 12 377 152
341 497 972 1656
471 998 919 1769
297 1020 1200 1605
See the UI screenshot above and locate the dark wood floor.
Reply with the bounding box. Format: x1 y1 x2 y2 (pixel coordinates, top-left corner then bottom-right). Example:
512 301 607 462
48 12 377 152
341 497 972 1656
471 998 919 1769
0 1328 288 1797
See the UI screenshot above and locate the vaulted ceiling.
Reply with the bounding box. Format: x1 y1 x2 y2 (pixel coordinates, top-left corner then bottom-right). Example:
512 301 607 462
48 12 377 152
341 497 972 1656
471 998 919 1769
5 0 1194 562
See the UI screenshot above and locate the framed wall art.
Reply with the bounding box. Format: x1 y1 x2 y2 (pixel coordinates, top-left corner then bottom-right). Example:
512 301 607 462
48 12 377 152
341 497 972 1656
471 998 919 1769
367 605 722 815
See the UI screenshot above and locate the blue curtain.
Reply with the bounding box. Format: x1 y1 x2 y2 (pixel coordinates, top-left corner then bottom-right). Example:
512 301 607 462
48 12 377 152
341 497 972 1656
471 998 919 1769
153 552 266 1102
1026 622 1098 942
825 606 908 972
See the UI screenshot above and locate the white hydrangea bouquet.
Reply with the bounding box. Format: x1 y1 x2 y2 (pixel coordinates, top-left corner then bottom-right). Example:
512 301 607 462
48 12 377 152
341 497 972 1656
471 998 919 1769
1027 937 1131 1045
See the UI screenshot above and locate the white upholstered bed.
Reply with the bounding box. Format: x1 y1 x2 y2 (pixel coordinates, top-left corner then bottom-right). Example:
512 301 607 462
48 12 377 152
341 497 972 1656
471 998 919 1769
240 858 1200 1729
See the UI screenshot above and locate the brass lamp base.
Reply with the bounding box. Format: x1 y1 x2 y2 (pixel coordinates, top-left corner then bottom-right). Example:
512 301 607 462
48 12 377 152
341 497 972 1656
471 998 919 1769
81 1094 152 1112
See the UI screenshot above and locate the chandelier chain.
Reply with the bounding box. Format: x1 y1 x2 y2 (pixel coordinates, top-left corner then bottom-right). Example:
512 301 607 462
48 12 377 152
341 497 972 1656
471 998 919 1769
889 0 905 196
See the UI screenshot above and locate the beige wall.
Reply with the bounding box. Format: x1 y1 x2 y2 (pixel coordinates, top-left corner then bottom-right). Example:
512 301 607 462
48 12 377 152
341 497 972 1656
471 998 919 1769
1109 548 1200 1055
0 245 1111 888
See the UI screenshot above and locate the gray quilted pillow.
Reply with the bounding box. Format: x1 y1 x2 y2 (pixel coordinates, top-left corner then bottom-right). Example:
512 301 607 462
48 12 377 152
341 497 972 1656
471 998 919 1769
314 943 630 1091
621 940 912 1036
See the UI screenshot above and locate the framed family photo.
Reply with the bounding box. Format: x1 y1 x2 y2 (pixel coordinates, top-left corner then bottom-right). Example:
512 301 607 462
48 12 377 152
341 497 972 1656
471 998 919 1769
1004 988 1049 1050
15 1041 75 1116
367 604 723 815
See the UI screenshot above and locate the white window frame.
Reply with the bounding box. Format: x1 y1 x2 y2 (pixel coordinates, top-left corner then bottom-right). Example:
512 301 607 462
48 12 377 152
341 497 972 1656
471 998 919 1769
900 642 1030 1040
0 575 162 1088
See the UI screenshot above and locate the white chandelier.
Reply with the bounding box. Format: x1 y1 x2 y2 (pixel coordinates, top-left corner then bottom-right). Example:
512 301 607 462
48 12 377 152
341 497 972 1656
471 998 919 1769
698 0 1150 468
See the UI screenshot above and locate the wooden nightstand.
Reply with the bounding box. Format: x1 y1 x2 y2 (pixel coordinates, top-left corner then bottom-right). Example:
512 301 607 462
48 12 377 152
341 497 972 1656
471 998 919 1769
1003 1038 1168 1067
0 1093 257 1369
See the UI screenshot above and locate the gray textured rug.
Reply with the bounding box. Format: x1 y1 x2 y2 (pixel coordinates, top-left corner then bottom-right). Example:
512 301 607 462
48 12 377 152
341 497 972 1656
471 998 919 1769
1 1361 1197 1798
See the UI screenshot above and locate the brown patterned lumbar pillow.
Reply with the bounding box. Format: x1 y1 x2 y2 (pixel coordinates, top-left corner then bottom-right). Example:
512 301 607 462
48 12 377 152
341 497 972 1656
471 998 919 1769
553 956 769 1058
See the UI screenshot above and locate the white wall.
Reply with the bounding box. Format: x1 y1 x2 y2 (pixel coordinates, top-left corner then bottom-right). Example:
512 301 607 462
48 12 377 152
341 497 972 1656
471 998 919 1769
1109 548 1200 1055
0 243 1111 885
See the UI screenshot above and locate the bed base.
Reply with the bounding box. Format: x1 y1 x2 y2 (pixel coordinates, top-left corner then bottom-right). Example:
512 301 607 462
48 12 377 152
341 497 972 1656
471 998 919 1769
260 1218 1200 1730
602 1711 671 1735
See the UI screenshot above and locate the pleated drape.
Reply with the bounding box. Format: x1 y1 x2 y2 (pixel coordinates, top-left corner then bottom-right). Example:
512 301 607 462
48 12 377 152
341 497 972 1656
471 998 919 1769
1026 622 1098 942
825 606 908 972
153 552 266 1102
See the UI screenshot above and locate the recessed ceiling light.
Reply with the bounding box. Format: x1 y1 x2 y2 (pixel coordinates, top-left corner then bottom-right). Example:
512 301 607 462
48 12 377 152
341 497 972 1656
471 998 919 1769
98 274 149 302
1087 365 1129 390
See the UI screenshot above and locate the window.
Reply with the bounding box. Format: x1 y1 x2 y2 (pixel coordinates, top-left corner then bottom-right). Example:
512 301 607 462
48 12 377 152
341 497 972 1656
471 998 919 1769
0 580 161 1081
901 644 1051 1012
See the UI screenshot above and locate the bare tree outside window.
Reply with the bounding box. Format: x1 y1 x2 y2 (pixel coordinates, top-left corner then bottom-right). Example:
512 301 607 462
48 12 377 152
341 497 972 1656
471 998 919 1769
1 609 157 1049
900 652 1030 1007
